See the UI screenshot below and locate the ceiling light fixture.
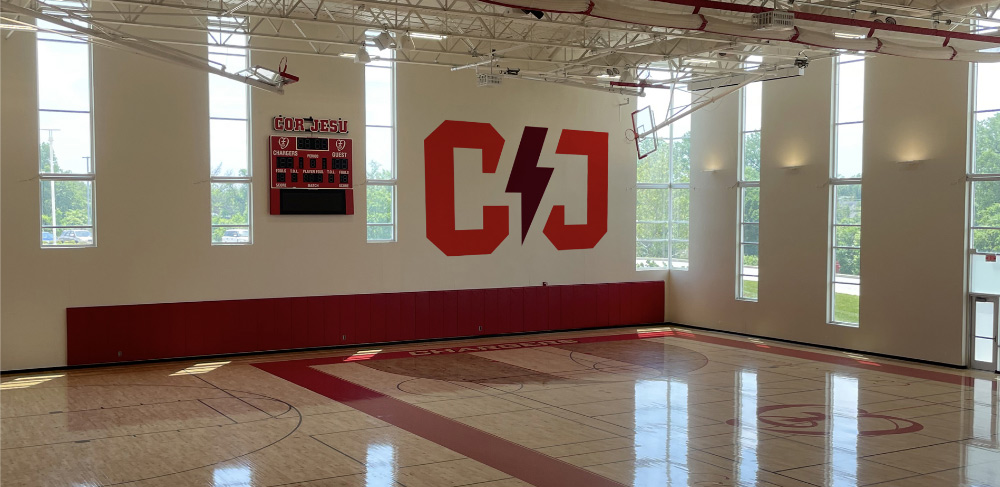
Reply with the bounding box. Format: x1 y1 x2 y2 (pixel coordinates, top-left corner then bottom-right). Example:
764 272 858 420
373 30 394 51
355 44 371 64
399 32 416 50
409 32 447 40
0 23 36 31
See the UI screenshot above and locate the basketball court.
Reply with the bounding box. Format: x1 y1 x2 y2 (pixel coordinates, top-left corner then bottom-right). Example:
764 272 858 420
2 0 1000 484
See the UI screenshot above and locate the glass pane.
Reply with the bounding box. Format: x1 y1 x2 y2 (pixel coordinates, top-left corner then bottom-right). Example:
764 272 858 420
39 179 94 229
742 223 759 244
743 82 762 132
365 66 392 127
974 338 995 363
45 226 94 246
39 111 91 174
742 131 761 181
837 58 865 123
212 225 251 244
671 241 689 264
365 126 394 179
673 222 689 241
741 277 758 299
671 137 690 183
970 254 1000 294
834 184 862 225
833 285 860 324
670 88 691 138
835 248 861 278
835 123 864 178
209 119 249 176
37 40 90 112
671 188 689 223
367 184 394 225
972 229 1000 254
972 113 1000 175
975 301 996 338
834 225 861 248
742 244 759 267
976 63 1000 112
742 187 760 223
637 188 669 265
209 54 248 119
367 224 394 241
637 139 669 184
210 182 250 242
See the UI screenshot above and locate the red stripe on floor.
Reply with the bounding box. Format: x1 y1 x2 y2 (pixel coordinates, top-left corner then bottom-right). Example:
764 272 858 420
253 361 627 487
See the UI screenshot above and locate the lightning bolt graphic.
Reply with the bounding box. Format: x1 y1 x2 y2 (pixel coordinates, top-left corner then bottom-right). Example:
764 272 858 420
505 126 551 243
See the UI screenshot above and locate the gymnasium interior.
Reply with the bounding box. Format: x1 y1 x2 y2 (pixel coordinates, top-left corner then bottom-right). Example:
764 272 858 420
1 0 999 484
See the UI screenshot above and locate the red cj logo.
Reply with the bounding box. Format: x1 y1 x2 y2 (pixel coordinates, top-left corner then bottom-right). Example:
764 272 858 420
336 139 346 152
425 120 608 256
278 137 290 150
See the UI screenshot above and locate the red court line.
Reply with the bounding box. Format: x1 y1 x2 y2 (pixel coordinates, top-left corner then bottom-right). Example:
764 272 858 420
253 361 627 487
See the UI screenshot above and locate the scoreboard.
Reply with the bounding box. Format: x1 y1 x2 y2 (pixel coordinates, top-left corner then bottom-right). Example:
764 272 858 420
269 135 354 215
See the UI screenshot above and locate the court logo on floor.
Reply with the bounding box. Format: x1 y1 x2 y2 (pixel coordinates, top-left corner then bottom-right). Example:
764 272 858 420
727 404 924 436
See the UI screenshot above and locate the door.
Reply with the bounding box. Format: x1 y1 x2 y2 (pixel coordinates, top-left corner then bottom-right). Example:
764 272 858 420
970 295 1000 372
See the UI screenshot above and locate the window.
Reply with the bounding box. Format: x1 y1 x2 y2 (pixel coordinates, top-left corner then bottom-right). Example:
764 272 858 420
738 82 762 300
969 25 1000 295
37 0 95 248
636 83 691 269
208 17 252 245
830 54 865 325
365 45 396 242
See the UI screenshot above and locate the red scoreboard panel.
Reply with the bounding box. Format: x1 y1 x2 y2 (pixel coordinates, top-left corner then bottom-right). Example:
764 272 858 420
269 135 354 215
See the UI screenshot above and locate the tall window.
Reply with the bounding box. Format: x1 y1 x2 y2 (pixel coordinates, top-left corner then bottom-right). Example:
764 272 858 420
636 84 691 269
830 55 865 325
208 17 252 245
365 46 396 242
738 82 762 300
38 0 95 248
969 39 1000 296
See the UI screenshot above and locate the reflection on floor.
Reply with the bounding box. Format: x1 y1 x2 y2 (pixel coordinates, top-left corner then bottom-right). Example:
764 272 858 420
2 326 998 487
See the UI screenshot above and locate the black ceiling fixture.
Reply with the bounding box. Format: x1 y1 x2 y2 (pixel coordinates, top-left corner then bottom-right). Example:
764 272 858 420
521 9 544 19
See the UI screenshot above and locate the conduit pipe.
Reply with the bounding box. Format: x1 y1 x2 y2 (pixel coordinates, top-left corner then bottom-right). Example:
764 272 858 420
480 0 1000 62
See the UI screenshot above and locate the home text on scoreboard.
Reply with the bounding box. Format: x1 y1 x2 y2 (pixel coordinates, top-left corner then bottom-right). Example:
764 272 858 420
272 115 349 134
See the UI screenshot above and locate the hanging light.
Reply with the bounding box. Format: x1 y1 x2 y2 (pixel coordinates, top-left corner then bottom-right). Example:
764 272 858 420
620 67 635 84
373 31 394 51
355 44 371 64
399 32 416 51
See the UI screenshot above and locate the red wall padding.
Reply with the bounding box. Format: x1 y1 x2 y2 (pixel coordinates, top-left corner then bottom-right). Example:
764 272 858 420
66 281 664 366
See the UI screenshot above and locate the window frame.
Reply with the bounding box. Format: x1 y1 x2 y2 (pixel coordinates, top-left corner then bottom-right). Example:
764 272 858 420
207 17 253 246
636 85 690 271
37 4 97 249
364 46 397 243
829 54 866 326
737 82 761 300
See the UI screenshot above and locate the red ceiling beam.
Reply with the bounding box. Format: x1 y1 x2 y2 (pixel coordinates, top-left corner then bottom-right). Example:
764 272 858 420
648 0 1000 44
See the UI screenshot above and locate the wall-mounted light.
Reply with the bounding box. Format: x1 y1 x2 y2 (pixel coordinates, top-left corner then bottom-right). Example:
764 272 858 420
897 159 925 168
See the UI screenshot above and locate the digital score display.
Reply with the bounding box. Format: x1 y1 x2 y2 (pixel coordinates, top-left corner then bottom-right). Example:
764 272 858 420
269 135 354 215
